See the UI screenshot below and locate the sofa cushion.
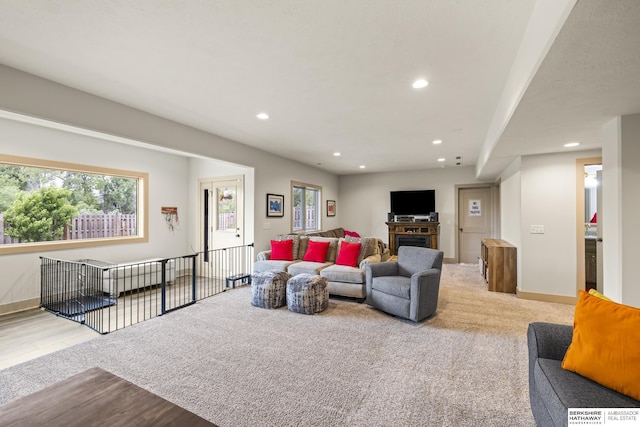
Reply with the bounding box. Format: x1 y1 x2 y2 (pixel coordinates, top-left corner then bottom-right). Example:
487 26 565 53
287 261 333 276
254 259 300 273
535 358 640 423
321 228 344 238
270 239 293 261
303 240 331 262
336 241 361 267
562 290 640 401
371 276 411 299
320 264 364 284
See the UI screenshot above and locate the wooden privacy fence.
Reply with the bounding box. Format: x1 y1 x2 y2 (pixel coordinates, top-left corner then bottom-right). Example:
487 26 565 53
0 214 20 244
64 214 137 240
0 213 136 244
293 207 317 230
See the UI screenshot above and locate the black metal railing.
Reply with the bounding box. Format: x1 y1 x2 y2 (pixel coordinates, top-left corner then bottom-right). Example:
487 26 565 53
40 244 254 334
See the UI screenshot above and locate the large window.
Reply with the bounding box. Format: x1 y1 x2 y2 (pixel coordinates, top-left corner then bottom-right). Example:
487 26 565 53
292 181 321 232
0 154 148 255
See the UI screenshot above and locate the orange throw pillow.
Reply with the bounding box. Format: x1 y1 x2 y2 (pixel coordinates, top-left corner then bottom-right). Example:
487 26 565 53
561 290 640 401
303 240 330 262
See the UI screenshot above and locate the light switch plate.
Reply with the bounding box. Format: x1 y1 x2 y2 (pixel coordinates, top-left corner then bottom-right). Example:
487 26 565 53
530 225 544 234
264 222 271 229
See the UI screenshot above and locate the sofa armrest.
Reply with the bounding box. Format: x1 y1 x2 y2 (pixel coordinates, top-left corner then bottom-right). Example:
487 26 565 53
528 322 573 362
359 253 381 269
365 262 399 302
257 250 272 261
412 268 440 286
366 261 399 278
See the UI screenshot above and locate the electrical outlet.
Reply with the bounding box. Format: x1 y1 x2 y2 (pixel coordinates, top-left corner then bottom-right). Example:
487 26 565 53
530 225 544 234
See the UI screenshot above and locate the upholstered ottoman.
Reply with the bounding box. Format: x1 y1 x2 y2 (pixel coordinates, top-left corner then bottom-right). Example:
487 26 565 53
286 274 329 315
251 271 291 309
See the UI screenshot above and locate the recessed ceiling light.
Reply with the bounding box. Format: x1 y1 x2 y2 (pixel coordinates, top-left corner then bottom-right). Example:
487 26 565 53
333 152 341 157
564 142 580 147
256 112 269 120
437 158 445 162
412 79 429 89
359 165 366 169
432 139 442 145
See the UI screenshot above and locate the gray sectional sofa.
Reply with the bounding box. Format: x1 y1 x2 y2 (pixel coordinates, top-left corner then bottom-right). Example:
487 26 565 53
527 322 640 427
254 228 389 301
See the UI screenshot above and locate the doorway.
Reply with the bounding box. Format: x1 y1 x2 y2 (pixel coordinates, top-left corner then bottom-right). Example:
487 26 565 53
456 185 497 263
199 175 245 278
200 175 245 251
575 158 602 295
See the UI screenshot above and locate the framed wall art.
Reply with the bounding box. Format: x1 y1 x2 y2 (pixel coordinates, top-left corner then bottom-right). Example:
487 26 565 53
327 200 336 217
266 193 284 217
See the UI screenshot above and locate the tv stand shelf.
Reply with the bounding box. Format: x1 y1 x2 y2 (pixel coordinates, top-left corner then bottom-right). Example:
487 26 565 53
386 221 439 255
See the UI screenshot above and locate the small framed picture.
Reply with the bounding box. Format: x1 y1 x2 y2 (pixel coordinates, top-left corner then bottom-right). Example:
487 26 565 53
326 200 336 217
266 193 284 217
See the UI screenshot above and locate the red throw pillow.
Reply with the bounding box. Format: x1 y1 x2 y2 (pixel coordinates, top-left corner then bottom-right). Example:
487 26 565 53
303 240 331 262
336 241 361 267
270 239 293 261
344 229 361 238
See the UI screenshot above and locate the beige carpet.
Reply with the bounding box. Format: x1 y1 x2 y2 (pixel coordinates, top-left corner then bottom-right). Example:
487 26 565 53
0 263 574 426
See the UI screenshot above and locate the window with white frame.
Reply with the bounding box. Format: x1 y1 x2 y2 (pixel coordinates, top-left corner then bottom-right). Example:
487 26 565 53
0 154 148 255
292 181 321 232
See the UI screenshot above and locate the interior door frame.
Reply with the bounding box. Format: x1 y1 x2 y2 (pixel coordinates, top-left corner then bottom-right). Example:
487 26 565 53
575 157 602 296
454 183 500 263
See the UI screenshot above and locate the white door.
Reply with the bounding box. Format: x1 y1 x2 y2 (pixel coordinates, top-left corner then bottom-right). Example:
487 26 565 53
458 187 494 264
199 176 244 277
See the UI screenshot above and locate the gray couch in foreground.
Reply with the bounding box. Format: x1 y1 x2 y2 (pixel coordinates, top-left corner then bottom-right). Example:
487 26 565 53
527 322 640 427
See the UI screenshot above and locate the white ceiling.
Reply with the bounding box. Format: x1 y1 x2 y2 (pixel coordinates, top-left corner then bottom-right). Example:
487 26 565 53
0 0 638 179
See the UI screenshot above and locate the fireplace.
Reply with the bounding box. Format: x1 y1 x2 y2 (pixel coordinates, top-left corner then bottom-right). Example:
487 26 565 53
396 235 430 250
386 221 439 255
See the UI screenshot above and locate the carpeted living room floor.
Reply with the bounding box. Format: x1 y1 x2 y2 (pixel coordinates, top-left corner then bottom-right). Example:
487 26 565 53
0 263 574 426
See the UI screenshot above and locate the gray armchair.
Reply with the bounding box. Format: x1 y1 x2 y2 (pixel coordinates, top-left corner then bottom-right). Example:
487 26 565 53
365 246 444 322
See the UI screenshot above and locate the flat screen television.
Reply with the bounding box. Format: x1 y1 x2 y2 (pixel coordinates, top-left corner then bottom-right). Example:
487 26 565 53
390 190 435 216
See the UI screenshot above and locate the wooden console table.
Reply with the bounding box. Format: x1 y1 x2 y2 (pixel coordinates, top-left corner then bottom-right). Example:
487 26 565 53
481 238 517 293
386 222 439 255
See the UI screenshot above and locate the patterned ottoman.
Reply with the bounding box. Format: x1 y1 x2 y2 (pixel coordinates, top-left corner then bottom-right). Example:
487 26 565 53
251 271 291 309
286 274 329 315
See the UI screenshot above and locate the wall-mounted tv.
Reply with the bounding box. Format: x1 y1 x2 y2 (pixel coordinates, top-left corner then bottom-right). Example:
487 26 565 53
390 190 435 216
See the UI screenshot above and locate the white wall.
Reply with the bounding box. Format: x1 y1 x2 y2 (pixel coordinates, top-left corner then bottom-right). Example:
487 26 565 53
602 114 640 306
339 166 481 259
499 157 522 287
0 65 340 256
515 150 600 297
601 117 622 302
187 157 255 252
0 117 191 308
619 114 640 306
0 66 340 310
253 162 340 254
